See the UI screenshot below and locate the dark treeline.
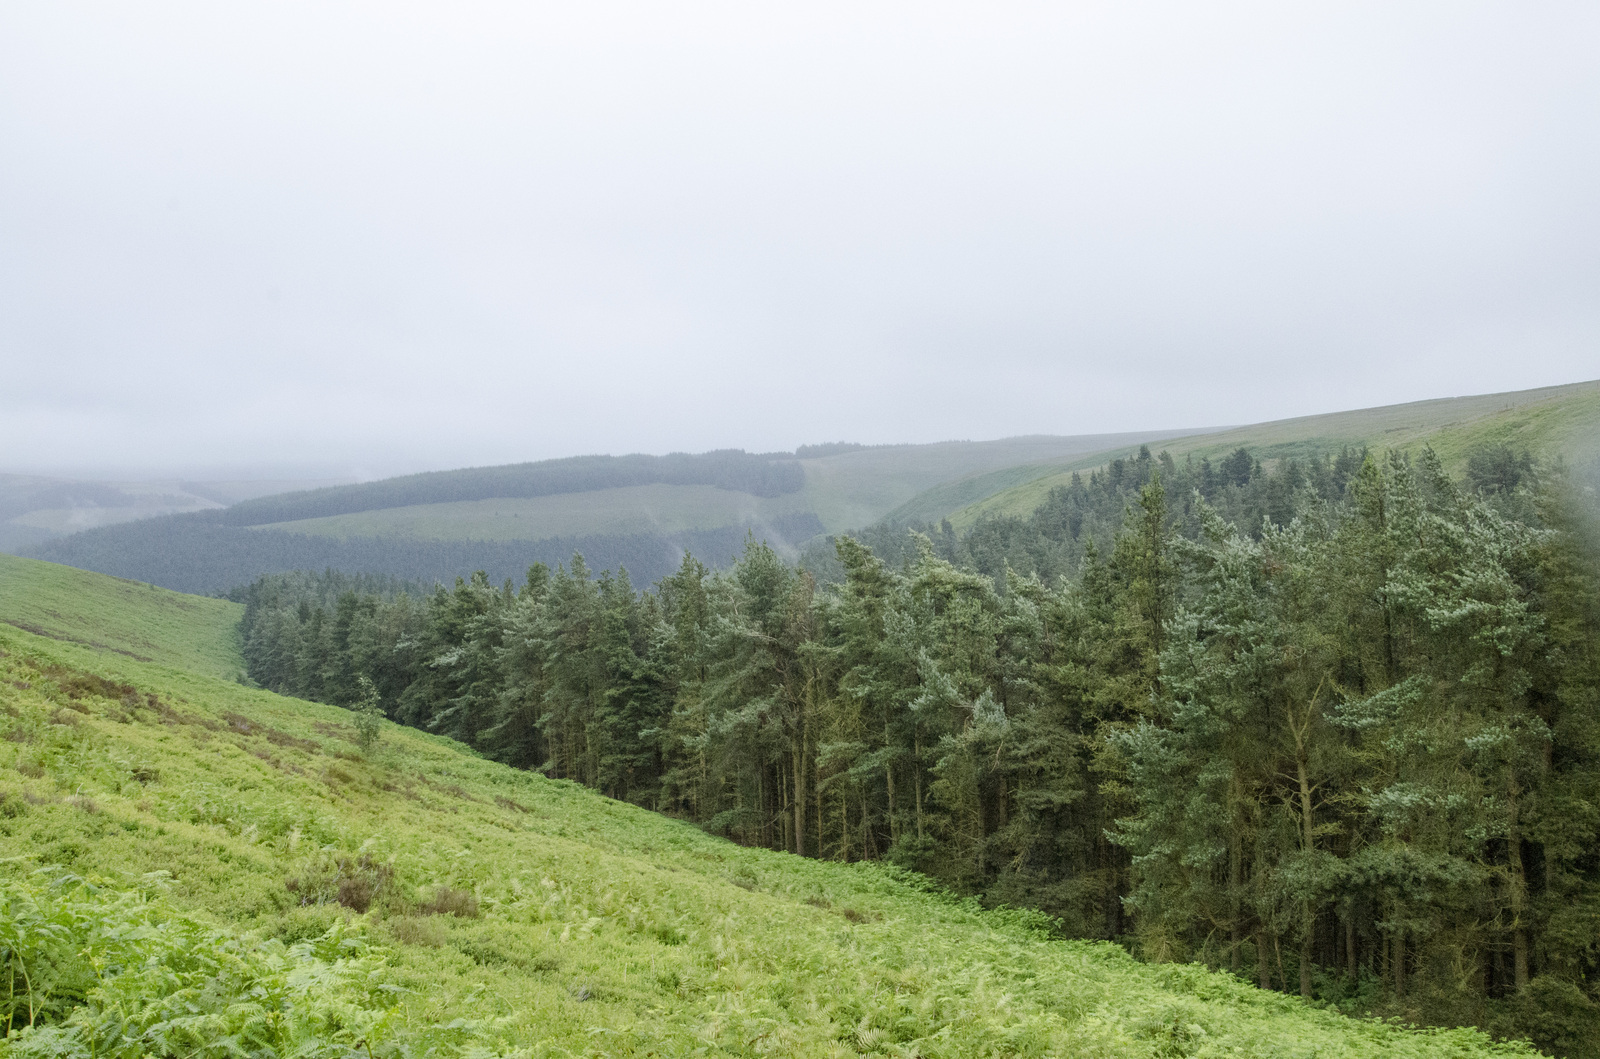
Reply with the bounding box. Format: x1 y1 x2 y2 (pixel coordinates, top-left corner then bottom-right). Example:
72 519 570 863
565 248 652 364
219 449 807 526
25 448 820 594
233 446 1600 1056
32 513 826 596
794 441 871 458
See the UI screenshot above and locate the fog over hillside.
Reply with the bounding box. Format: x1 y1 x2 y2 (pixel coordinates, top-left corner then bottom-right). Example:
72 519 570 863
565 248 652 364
4 3 1599 474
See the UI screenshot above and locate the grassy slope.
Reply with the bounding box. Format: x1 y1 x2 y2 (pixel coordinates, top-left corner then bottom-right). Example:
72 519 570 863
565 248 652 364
225 433 1208 548
0 555 1529 1058
933 380 1600 529
0 552 243 680
793 432 1207 533
251 485 818 542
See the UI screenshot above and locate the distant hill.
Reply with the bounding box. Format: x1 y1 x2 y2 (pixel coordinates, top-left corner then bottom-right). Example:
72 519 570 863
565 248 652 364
906 379 1600 530
23 380 1598 594
215 450 809 524
21 432 1198 592
0 472 351 553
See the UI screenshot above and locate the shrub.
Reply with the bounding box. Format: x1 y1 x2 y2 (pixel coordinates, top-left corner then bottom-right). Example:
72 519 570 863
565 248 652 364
419 885 479 918
285 851 397 914
353 675 383 754
385 916 448 947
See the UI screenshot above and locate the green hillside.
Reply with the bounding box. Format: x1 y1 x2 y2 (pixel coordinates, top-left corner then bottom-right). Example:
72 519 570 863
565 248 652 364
0 473 349 555
18 380 1597 593
933 380 1600 529
247 433 1199 543
20 433 1202 593
0 555 1532 1057
252 484 818 542
793 432 1203 532
0 553 243 680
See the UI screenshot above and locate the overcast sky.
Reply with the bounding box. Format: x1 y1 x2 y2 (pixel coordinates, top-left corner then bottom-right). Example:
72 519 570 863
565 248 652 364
3 2 1598 478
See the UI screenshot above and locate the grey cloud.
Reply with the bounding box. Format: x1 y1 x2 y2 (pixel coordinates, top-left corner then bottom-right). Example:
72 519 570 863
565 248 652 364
3 1 1597 475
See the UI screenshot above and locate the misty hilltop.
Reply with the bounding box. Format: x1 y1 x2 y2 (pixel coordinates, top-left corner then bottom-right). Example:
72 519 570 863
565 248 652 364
14 380 1599 595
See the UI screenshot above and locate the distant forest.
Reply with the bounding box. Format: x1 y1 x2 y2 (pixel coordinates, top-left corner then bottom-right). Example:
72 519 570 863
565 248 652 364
24 450 816 593
218 449 806 525
0 478 131 524
230 442 1600 1055
31 513 826 596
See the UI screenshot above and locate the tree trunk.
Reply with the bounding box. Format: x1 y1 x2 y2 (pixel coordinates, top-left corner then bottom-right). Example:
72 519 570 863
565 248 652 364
1292 702 1318 998
1345 914 1357 980
760 767 771 847
777 761 789 852
698 749 707 822
861 792 875 858
1394 922 1406 999
1507 768 1530 991
792 726 807 857
1229 821 1243 974
840 792 849 862
885 763 898 845
914 734 925 841
1257 931 1272 990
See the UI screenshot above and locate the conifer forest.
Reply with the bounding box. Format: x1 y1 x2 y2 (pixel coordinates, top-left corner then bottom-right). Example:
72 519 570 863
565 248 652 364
233 444 1600 1043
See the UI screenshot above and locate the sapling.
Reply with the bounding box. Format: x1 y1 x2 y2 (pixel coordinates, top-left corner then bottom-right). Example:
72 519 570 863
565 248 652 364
354 674 384 753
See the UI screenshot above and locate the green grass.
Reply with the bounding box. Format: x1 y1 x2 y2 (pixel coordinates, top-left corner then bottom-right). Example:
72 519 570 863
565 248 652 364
875 461 1091 528
252 484 818 542
793 433 1202 532
938 380 1600 529
0 553 243 681
0 555 1534 1057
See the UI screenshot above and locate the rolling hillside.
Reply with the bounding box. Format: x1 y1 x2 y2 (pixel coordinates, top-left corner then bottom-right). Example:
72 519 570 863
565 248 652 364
910 380 1600 530
20 433 1199 593
18 380 1598 594
252 483 818 542
245 436 1208 543
0 473 350 554
0 554 1536 1057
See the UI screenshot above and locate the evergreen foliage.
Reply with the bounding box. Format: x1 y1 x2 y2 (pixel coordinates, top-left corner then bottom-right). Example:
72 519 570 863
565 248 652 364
229 445 1600 1050
803 443 1370 588
354 675 384 753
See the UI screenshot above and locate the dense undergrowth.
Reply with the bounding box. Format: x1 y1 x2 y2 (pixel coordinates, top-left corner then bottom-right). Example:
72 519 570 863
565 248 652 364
0 577 1540 1057
0 874 437 1057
